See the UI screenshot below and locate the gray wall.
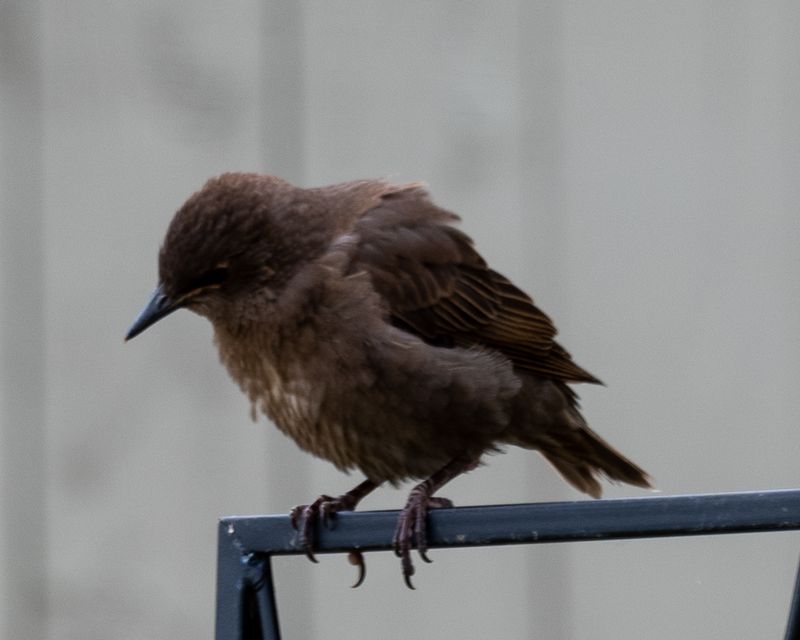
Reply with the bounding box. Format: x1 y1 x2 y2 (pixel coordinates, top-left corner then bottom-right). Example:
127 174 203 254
2 1 799 638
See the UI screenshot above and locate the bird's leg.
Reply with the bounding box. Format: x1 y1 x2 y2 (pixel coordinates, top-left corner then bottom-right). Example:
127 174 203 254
392 455 479 589
290 478 379 586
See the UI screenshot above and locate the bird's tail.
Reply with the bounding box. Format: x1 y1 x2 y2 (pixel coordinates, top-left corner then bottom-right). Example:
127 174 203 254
538 424 651 499
509 377 651 497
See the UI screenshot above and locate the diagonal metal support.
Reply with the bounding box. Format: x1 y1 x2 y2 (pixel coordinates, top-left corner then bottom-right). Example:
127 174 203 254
216 488 800 639
785 554 800 640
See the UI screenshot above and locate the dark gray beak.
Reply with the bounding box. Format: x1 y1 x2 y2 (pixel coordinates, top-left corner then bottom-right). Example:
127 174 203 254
125 284 182 341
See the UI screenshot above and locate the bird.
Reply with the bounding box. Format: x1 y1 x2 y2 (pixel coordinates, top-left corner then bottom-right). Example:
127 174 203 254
126 172 650 588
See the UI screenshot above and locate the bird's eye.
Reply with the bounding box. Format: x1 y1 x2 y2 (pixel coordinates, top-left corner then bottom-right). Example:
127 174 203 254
190 265 229 291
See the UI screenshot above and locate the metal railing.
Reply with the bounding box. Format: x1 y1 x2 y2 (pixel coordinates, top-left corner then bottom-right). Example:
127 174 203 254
216 488 800 639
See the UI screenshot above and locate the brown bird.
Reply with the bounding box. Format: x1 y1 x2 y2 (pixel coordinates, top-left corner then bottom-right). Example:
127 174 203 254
126 173 650 587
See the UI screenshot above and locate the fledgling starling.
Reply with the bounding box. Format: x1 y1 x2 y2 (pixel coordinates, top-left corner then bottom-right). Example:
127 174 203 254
126 173 650 587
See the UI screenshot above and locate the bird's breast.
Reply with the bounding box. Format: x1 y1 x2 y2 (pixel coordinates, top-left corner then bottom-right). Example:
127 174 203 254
251 359 318 433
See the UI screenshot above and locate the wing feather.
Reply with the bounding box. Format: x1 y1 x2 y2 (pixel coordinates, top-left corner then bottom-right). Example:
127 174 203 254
351 185 601 384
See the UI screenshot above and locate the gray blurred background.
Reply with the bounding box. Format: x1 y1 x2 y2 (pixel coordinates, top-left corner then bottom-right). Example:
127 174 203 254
2 1 799 638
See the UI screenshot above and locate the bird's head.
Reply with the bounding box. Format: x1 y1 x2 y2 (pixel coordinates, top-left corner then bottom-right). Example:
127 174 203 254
125 173 324 340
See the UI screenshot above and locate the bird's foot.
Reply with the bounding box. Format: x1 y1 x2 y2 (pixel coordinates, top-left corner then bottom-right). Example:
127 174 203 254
392 489 454 589
290 492 361 561
290 486 373 587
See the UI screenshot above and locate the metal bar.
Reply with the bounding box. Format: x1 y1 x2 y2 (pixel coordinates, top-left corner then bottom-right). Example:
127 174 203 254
785 554 800 640
222 489 800 556
250 556 280 640
216 489 800 639
215 521 246 640
216 522 282 639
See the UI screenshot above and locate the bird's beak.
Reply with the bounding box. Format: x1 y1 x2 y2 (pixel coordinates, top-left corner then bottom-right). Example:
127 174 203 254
125 284 183 341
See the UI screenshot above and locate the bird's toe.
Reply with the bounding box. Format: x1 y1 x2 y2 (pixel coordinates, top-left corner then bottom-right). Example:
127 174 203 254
393 490 453 587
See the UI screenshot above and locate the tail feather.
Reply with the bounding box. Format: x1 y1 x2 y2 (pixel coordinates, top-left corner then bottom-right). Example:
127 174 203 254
511 376 651 497
539 425 651 498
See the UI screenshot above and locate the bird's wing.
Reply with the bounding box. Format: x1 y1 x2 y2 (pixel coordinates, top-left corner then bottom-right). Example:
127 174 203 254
351 184 601 384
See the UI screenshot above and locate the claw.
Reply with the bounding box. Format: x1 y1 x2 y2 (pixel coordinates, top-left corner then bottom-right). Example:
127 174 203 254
348 551 366 588
401 550 416 589
414 503 430 564
404 572 416 590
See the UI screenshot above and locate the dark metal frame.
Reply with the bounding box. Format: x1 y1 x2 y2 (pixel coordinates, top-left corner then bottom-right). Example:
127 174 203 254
216 489 800 639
